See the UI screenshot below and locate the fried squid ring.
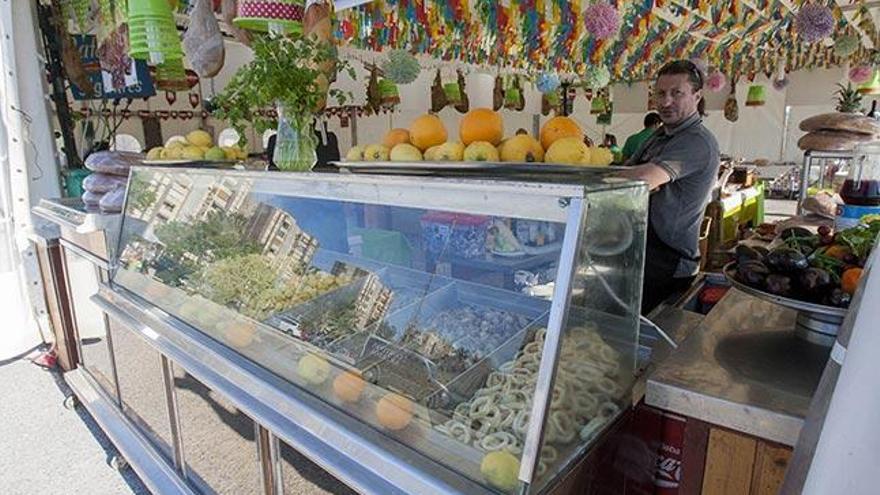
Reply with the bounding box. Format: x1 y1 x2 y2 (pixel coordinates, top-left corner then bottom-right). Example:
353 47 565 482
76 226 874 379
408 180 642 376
546 410 576 444
595 377 621 398
513 409 531 437
438 420 472 444
480 431 518 452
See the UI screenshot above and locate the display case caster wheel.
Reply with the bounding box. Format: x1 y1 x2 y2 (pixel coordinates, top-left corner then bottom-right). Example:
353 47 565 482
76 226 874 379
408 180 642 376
62 394 79 410
110 454 129 471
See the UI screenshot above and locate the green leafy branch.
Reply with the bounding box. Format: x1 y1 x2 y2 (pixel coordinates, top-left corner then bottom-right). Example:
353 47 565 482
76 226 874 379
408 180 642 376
212 34 355 143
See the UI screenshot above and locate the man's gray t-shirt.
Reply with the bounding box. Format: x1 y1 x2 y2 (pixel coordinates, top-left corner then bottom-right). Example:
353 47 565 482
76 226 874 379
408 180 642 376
626 112 720 277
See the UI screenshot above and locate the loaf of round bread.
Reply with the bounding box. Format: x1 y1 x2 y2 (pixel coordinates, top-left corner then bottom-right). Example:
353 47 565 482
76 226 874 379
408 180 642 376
798 130 877 151
799 112 880 135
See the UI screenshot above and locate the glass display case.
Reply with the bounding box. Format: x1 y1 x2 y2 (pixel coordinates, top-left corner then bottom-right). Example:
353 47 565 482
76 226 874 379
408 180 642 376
111 166 648 494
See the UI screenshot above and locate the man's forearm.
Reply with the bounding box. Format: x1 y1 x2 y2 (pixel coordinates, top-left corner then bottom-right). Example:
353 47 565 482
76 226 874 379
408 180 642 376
616 163 672 190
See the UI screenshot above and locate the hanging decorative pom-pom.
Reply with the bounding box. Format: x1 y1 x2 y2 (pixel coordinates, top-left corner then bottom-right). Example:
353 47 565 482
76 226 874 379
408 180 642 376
381 50 421 85
582 65 611 90
536 73 561 94
583 3 620 40
849 65 873 84
856 70 880 95
706 71 727 93
795 3 835 43
834 34 860 58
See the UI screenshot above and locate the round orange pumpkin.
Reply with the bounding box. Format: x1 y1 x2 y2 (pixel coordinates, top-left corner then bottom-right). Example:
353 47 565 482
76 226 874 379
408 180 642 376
382 128 411 148
460 108 504 146
375 393 414 430
540 116 583 150
409 114 448 151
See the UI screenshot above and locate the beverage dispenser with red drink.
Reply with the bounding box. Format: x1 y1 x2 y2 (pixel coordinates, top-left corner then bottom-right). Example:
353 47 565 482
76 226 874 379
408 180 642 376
838 143 880 229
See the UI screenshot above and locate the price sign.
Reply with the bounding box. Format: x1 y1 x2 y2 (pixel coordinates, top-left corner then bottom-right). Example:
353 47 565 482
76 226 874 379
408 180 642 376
70 35 156 101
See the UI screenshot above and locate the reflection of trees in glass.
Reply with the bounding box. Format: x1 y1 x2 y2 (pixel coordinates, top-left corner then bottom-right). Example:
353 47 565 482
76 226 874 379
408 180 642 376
127 174 157 213
152 211 261 286
196 253 354 321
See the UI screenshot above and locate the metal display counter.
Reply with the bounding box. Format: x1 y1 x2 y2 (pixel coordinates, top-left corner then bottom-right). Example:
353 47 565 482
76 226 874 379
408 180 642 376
34 166 658 495
646 289 828 447
641 285 846 495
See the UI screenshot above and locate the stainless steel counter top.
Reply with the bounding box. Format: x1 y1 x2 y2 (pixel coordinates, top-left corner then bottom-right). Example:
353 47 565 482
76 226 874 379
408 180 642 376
31 197 121 261
645 288 830 446
632 305 705 403
32 197 120 234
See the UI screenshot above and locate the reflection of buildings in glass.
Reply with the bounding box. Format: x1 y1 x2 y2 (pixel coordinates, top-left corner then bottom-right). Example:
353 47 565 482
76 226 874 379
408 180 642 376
130 172 194 226
246 203 319 280
327 263 391 328
194 177 256 221
130 173 256 233
354 274 392 329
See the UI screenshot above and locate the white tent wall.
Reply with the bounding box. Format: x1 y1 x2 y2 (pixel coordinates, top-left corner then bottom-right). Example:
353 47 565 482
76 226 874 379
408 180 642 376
1 0 61 359
90 41 872 166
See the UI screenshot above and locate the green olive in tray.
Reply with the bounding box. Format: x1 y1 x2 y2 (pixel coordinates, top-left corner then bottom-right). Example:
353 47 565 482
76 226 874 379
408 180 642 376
732 219 880 308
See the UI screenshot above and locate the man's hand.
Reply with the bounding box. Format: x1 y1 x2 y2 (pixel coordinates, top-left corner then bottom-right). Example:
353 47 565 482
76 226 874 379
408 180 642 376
616 163 673 191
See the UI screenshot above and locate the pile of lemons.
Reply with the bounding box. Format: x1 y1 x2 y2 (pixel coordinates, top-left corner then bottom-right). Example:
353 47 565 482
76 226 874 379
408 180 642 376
146 130 247 162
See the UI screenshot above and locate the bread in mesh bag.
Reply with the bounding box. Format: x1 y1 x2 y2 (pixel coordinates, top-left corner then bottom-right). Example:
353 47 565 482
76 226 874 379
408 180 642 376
83 173 127 193
184 0 225 78
81 190 104 207
99 186 126 213
84 151 141 176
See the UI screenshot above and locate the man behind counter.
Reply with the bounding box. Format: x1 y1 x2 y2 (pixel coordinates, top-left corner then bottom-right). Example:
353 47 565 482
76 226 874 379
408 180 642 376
618 60 720 314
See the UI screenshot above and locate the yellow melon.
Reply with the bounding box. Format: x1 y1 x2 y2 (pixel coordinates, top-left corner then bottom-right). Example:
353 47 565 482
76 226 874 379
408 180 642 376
297 354 331 385
464 141 500 162
409 114 448 151
545 137 591 165
460 108 504 146
500 135 545 163
382 128 411 148
223 321 256 348
540 116 583 150
332 372 366 403
375 393 414 430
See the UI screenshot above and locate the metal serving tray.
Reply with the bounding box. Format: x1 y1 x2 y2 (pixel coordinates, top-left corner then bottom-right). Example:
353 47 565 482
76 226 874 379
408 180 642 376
260 254 457 360
379 267 455 312
331 281 550 403
310 250 455 312
332 160 627 176
264 273 385 351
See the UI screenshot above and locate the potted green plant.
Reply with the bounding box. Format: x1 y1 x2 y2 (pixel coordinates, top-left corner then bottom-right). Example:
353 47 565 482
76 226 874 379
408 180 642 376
213 34 352 170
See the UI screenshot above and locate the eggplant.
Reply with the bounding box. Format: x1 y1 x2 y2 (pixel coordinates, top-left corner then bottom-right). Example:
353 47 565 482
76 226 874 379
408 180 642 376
735 245 765 265
737 260 770 288
826 288 852 308
766 247 809 273
799 267 832 299
765 274 793 296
